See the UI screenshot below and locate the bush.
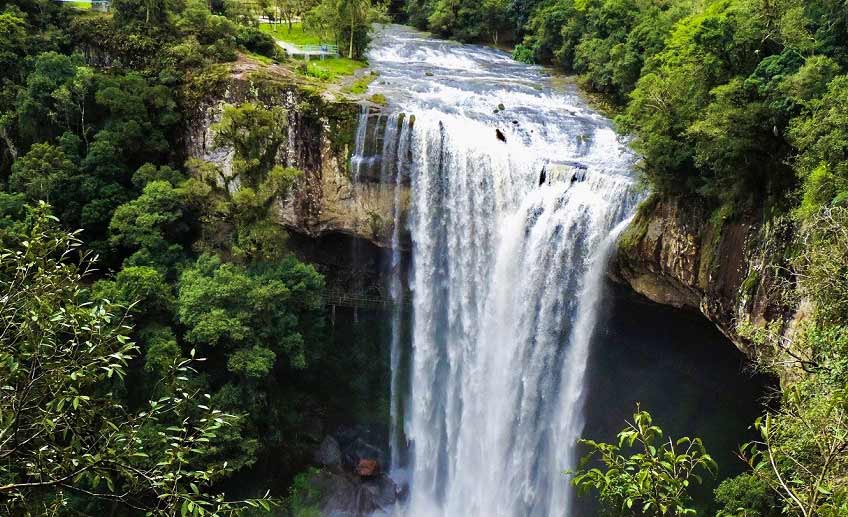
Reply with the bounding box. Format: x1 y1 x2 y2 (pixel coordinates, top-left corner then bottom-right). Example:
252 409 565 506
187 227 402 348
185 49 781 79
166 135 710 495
512 43 534 64
714 473 781 517
237 26 277 57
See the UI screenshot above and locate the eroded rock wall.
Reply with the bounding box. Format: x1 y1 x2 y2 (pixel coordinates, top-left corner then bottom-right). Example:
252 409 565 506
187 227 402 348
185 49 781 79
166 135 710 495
183 61 406 248
611 196 796 351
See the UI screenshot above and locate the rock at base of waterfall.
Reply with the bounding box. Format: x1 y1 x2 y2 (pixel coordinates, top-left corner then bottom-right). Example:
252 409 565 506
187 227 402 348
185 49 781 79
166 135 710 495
335 426 387 470
356 458 380 477
302 467 397 517
315 435 342 466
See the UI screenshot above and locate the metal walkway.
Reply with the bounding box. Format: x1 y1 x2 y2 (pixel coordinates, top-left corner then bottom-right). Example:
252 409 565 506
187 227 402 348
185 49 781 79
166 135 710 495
318 289 409 310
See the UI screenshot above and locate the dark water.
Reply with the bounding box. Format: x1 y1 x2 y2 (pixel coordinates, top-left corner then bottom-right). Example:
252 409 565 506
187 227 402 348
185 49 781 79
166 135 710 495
577 281 772 514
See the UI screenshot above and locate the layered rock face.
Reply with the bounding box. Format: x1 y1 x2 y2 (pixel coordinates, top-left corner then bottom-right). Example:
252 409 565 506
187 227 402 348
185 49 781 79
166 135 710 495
611 196 796 351
183 61 406 248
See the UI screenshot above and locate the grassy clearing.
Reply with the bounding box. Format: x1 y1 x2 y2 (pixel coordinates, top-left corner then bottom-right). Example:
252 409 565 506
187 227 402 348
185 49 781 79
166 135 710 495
245 51 276 65
304 58 365 80
260 22 324 46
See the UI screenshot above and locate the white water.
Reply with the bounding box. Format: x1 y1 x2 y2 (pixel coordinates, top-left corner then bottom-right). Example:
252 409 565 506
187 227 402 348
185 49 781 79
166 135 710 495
353 25 641 517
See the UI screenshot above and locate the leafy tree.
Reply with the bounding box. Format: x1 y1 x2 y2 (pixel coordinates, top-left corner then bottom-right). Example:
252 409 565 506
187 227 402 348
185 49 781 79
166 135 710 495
185 102 301 261
9 142 77 205
735 207 848 517
741 388 848 517
176 254 325 470
714 473 781 517
0 205 272 515
789 75 848 217
305 0 386 58
178 254 323 372
572 406 717 516
109 179 190 271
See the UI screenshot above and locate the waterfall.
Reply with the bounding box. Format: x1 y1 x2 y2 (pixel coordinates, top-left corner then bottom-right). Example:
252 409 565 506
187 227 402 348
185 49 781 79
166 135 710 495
354 25 642 517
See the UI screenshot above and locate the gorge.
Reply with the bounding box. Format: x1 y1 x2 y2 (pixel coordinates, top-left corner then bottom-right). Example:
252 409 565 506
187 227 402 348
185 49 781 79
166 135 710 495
5 0 847 514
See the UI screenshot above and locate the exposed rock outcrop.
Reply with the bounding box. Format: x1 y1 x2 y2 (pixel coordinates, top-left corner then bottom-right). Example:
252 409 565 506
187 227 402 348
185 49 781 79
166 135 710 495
183 60 407 248
611 195 796 351
299 428 397 516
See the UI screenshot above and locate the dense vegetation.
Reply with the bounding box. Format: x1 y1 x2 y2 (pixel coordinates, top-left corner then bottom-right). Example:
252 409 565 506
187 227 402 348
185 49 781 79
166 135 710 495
4 0 848 514
0 0 389 514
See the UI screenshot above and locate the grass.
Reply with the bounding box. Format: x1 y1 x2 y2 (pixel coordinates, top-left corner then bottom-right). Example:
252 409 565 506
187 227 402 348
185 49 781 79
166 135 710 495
64 1 92 9
245 51 276 65
304 58 366 80
259 22 324 46
345 72 379 94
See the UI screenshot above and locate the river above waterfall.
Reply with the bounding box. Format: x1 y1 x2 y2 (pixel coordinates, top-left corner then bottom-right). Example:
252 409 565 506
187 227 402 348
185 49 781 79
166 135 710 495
354 24 641 517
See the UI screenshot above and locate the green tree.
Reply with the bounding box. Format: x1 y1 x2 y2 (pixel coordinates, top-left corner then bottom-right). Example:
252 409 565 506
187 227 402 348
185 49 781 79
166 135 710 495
789 75 848 216
0 205 272 515
185 102 301 261
109 179 190 271
9 142 77 205
572 406 717 516
177 253 324 372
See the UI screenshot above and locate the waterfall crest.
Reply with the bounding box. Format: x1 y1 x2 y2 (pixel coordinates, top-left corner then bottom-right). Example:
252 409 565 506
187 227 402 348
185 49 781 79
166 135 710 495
352 25 642 517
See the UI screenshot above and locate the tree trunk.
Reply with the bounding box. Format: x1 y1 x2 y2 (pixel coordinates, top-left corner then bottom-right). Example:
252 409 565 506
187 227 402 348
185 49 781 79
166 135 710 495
349 13 355 59
0 126 17 162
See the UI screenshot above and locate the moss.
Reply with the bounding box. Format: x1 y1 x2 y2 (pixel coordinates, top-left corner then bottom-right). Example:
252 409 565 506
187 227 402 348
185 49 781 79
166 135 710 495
179 64 231 116
741 269 761 297
618 194 658 253
345 72 379 94
708 202 735 228
286 467 324 516
368 93 388 106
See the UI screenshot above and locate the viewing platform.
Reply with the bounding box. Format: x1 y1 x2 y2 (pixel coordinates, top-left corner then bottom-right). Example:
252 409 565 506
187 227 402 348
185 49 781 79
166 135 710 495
54 0 111 11
276 41 339 60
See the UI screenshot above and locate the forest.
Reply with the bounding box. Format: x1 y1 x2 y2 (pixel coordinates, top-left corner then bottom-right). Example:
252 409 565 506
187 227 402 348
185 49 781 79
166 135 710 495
2 0 848 515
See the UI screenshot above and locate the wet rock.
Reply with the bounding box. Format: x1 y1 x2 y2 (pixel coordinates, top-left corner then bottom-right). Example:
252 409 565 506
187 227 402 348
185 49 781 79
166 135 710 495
497 103 505 110
425 71 434 76
495 128 507 142
512 120 519 125
342 437 386 470
356 458 380 477
304 467 398 516
315 435 342 466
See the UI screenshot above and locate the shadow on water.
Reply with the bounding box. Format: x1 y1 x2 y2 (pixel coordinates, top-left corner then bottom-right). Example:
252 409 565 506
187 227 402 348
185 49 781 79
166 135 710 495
575 280 775 515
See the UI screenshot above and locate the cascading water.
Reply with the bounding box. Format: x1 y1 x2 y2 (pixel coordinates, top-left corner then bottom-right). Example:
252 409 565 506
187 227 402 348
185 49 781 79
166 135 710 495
352 25 642 516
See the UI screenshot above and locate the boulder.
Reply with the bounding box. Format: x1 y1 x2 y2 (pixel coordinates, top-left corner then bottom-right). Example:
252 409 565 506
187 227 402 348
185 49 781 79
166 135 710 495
315 435 342 466
356 458 380 477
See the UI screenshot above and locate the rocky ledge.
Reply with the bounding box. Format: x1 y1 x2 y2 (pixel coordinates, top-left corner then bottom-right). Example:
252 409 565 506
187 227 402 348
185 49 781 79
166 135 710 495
610 195 796 352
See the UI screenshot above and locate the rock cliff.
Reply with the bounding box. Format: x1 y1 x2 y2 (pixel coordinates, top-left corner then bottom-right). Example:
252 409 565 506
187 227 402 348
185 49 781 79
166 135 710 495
611 195 797 352
183 59 406 248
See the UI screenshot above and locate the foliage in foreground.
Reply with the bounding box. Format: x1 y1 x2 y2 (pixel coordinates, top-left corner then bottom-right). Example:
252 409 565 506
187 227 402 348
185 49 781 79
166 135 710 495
572 407 717 516
0 205 273 515
730 207 848 517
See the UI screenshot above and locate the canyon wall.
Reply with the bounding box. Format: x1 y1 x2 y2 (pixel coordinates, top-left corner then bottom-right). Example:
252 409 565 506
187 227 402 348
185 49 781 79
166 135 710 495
183 60 405 249
610 195 797 351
